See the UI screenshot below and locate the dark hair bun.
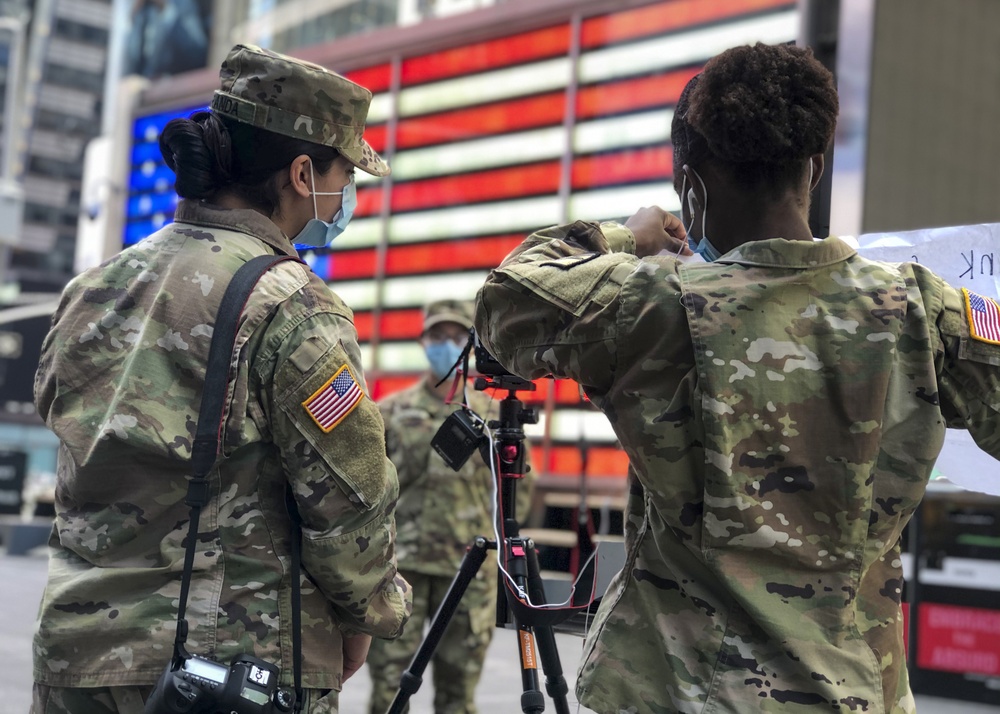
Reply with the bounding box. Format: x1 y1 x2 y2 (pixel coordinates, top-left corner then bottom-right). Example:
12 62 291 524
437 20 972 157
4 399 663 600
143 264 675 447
158 111 234 199
686 43 838 164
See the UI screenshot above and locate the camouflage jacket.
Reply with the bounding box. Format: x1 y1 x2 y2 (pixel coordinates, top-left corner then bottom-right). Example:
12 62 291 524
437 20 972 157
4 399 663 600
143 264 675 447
378 376 533 578
33 201 411 690
475 221 1000 714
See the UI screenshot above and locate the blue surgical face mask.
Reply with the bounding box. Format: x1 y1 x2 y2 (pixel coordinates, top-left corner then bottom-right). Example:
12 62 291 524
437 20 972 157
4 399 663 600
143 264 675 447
688 235 723 261
292 164 356 247
425 340 464 379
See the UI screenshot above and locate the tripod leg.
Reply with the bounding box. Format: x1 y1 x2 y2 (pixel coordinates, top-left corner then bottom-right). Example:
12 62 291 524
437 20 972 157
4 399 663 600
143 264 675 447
504 537 575 714
386 537 491 714
514 625 546 714
525 541 572 714
501 538 547 714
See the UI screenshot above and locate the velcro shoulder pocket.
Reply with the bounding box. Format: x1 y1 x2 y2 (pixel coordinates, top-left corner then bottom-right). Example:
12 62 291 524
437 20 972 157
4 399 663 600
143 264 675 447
277 339 387 510
960 337 1000 367
498 253 624 317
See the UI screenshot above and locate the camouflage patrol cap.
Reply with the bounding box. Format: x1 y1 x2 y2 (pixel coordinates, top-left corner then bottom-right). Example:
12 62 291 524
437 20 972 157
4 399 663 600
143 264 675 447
423 299 475 333
210 44 389 177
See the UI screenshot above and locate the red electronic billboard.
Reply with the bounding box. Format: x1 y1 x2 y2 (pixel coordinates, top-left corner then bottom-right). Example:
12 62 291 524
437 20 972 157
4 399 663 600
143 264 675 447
123 0 799 484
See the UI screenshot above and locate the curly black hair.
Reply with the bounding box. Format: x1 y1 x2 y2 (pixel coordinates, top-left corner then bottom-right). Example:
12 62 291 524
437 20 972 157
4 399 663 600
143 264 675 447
672 43 838 194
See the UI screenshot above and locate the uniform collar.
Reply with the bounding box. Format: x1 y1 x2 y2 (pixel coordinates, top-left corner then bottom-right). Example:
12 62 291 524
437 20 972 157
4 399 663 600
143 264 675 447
716 236 856 269
173 200 299 257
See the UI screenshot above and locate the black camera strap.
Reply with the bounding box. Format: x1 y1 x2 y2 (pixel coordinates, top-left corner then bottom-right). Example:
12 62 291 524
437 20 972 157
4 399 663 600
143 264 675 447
174 253 305 710
285 486 304 707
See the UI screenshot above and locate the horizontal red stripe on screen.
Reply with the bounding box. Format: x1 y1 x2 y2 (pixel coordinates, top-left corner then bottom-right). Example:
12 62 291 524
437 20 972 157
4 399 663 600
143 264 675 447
343 64 392 94
396 92 565 149
480 379 585 406
391 163 560 212
402 24 571 86
380 309 426 340
385 235 523 275
361 124 388 154
353 310 426 342
356 186 382 218
319 235 523 282
373 373 587 407
370 374 592 422
372 374 420 400
533 445 629 478
576 68 699 120
317 249 376 280
572 147 673 190
353 311 375 341
581 0 795 49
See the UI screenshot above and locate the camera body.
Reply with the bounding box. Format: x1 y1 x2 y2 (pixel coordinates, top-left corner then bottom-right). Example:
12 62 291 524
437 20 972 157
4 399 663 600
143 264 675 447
472 331 511 378
145 652 295 714
432 408 484 470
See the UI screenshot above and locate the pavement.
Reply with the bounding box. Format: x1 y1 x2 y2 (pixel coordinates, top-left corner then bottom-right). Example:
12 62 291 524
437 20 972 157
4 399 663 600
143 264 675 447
5 546 999 713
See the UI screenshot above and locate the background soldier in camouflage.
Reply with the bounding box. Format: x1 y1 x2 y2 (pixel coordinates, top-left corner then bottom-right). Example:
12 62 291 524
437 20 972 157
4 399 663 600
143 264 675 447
31 44 410 714
475 43 1000 713
367 299 533 714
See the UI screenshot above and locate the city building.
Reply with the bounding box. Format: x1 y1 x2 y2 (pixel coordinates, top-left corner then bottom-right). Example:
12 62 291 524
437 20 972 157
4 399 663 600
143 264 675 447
9 0 112 287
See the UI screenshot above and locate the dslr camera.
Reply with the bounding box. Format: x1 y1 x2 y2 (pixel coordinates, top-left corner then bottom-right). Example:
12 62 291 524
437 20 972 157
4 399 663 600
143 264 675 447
146 652 296 713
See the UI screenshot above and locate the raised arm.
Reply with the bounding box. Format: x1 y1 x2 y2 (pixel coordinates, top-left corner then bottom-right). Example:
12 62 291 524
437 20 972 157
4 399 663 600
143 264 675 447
475 209 686 396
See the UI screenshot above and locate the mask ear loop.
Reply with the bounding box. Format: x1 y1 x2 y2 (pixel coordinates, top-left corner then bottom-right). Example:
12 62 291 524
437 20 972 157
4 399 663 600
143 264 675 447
309 162 319 221
307 161 346 221
691 166 709 246
675 173 691 256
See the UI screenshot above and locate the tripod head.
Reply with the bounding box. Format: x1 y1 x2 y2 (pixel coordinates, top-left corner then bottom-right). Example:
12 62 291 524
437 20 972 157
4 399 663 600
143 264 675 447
473 374 537 476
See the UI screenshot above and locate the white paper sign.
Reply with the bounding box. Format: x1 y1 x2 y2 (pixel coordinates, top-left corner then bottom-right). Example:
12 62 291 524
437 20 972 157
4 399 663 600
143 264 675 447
856 223 1000 495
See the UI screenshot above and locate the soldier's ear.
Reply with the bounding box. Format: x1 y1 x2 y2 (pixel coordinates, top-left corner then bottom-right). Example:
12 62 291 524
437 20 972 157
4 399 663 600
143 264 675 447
287 154 313 199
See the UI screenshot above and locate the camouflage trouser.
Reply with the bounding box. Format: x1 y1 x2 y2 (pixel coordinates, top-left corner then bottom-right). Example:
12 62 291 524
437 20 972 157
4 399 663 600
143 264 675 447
31 683 339 713
366 569 495 714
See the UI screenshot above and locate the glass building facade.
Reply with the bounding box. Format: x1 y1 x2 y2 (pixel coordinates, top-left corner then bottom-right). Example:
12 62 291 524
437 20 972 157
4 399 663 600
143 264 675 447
9 0 112 285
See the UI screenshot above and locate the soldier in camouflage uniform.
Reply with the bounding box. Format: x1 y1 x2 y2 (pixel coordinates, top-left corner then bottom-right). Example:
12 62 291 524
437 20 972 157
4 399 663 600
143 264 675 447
31 44 410 714
475 43 1000 713
367 299 533 714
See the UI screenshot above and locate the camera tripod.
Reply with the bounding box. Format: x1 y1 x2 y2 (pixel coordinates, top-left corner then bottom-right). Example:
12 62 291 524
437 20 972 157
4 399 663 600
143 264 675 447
387 374 573 714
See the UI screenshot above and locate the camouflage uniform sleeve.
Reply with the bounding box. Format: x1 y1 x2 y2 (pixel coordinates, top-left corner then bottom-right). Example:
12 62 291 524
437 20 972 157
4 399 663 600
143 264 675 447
929 268 1000 457
267 311 411 638
475 220 639 394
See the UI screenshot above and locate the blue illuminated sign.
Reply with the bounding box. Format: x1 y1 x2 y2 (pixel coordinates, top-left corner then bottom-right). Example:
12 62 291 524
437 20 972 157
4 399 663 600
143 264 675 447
124 105 203 246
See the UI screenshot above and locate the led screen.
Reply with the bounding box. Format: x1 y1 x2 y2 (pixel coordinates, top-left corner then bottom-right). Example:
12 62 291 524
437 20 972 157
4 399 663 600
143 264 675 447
123 0 798 482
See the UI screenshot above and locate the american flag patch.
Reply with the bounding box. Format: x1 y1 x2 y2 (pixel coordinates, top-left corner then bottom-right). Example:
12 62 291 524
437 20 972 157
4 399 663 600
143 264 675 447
963 288 1000 345
302 365 364 432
